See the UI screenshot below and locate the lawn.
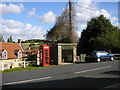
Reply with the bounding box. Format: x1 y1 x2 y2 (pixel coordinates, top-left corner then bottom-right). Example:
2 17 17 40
115 57 120 60
21 43 39 50
21 43 31 50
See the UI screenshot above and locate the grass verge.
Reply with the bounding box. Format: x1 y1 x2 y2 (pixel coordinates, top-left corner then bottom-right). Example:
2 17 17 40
1 65 57 73
115 57 120 60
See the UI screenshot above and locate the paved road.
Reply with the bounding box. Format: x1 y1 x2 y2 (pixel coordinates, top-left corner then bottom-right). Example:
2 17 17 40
2 60 120 89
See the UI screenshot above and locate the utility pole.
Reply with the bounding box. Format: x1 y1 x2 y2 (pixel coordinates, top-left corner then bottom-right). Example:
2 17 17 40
69 0 72 32
68 0 78 43
69 0 74 43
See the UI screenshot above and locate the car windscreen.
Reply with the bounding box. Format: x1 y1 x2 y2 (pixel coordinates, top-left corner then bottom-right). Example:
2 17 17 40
96 51 108 56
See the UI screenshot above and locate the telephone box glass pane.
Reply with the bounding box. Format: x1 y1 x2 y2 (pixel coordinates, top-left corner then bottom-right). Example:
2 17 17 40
45 49 49 64
40 48 43 64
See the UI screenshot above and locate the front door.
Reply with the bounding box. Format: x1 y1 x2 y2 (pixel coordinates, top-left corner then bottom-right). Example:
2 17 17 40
44 49 49 66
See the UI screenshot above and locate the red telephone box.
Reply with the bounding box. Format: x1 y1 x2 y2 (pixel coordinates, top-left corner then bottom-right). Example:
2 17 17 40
39 45 50 66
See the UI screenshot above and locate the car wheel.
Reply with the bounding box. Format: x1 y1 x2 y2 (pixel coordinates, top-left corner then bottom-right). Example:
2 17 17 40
110 57 114 61
97 58 101 62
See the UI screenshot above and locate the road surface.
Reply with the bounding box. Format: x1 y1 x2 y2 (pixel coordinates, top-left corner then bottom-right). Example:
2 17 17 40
2 60 120 89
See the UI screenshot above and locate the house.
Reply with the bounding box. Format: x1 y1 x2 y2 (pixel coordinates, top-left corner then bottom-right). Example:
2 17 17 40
0 42 27 71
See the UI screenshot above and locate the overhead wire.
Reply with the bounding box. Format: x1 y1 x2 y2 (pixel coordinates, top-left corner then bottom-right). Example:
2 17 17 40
76 4 119 18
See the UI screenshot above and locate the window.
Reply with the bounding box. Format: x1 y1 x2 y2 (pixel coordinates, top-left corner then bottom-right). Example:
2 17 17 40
4 63 8 68
2 50 7 59
14 50 22 58
17 51 22 58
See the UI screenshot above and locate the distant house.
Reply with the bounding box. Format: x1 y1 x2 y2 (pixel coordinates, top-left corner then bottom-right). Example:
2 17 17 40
26 49 39 66
0 42 27 71
26 49 39 56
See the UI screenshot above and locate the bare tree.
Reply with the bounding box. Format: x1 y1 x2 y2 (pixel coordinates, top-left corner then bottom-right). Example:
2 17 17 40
46 0 78 43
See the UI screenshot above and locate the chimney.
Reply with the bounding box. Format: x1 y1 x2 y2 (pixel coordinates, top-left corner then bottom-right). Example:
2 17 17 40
18 39 21 44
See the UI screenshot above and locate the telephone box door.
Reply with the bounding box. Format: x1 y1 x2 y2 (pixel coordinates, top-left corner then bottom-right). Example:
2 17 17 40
44 49 50 66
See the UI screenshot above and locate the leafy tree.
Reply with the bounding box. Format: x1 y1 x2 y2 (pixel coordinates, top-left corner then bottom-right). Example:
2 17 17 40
78 15 120 54
46 0 78 43
0 34 5 42
29 43 36 47
7 36 14 43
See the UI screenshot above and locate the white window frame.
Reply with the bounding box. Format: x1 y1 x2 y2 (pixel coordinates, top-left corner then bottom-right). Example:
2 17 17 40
17 50 22 58
2 50 8 59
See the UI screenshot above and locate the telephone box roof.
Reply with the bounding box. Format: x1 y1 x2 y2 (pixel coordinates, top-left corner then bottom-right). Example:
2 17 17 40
40 44 50 47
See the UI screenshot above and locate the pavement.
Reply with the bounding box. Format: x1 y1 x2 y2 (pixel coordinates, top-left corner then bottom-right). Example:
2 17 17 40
104 83 120 88
59 62 73 65
2 60 120 89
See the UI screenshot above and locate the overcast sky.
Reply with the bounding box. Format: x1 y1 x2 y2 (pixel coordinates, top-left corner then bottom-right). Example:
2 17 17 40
0 0 119 42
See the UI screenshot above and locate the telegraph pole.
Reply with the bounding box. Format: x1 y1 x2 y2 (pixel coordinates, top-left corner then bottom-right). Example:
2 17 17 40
69 0 73 43
69 0 72 32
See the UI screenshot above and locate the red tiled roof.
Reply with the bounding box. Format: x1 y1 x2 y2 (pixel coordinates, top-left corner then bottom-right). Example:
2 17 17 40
0 42 25 59
26 49 38 55
0 49 5 53
40 44 50 47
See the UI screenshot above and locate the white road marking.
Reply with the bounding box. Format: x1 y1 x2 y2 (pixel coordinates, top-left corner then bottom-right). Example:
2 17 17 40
75 66 111 74
2 76 52 85
2 66 112 85
75 70 90 74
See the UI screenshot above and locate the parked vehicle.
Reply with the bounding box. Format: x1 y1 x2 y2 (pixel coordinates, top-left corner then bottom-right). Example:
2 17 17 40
85 51 114 62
